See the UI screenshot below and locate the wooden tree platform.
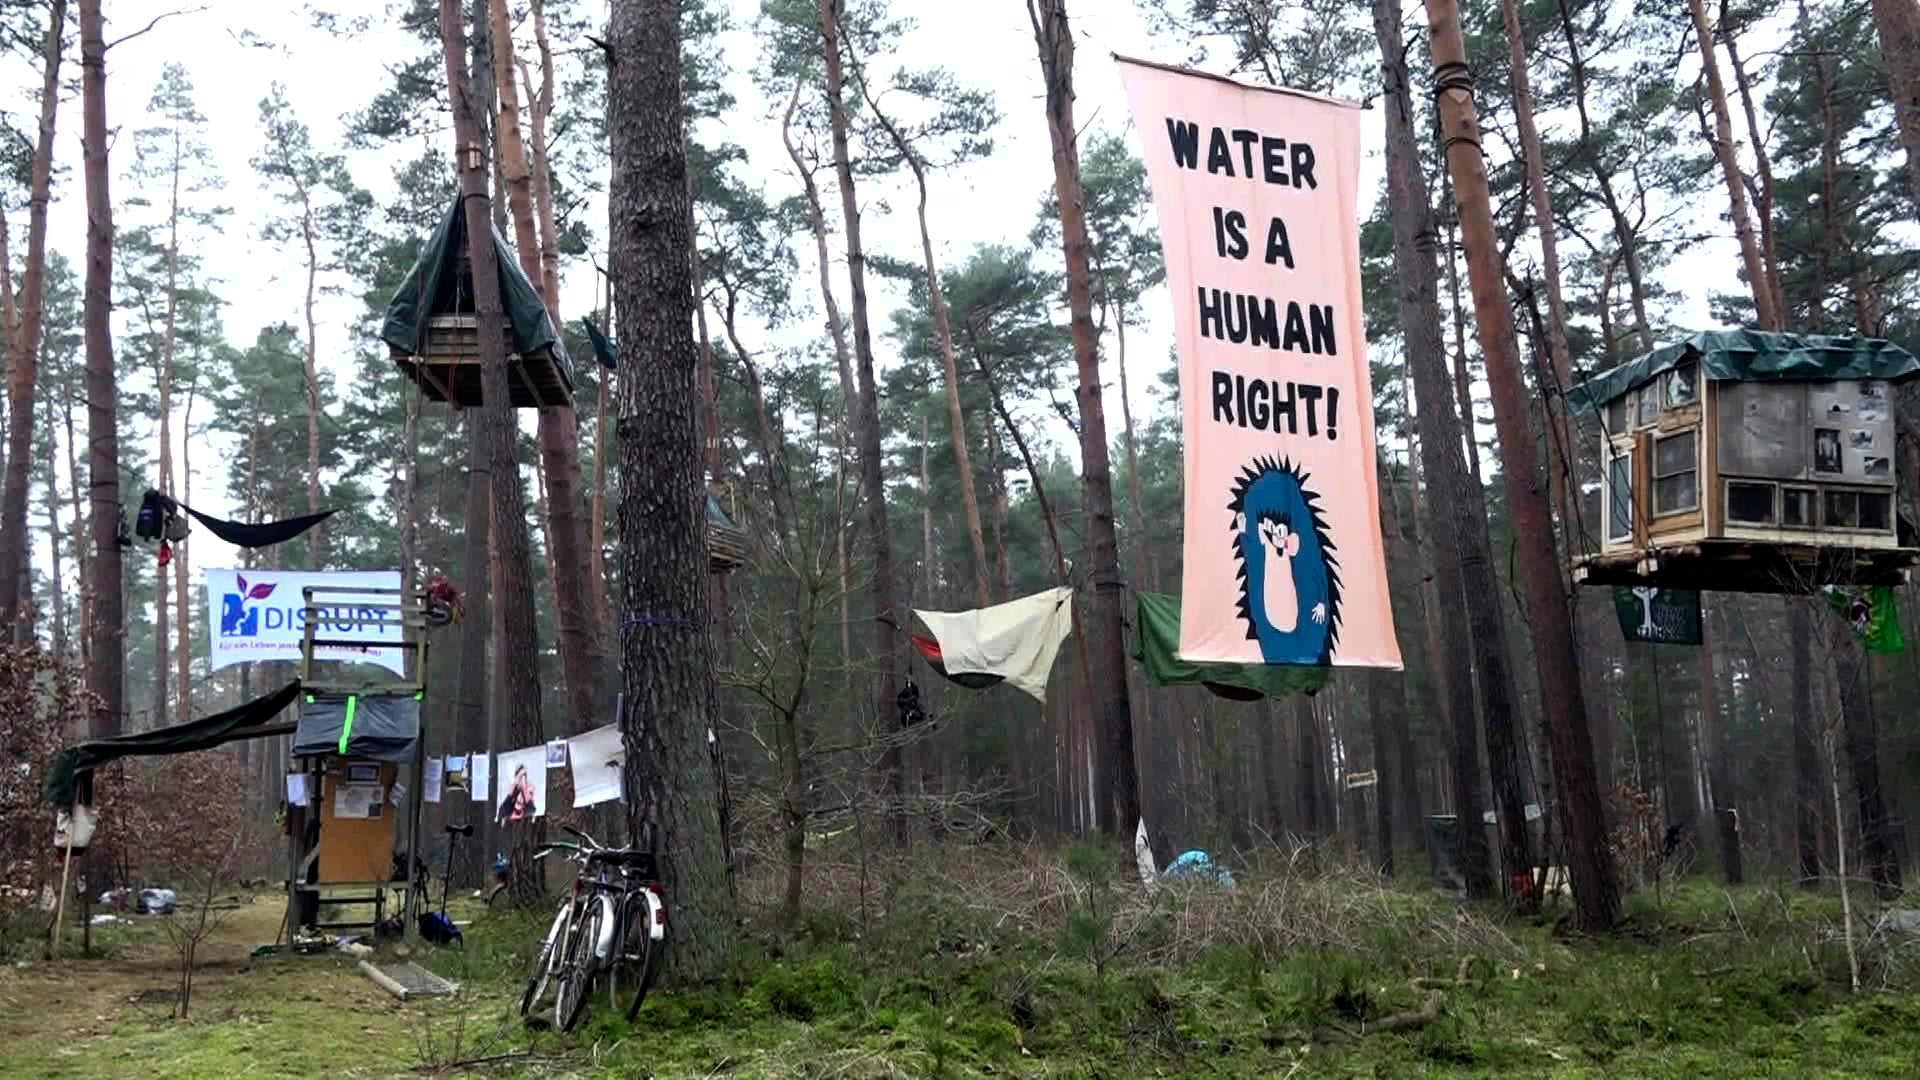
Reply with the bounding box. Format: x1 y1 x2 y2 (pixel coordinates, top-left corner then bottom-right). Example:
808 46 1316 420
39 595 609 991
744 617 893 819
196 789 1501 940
1571 540 1920 594
392 314 573 408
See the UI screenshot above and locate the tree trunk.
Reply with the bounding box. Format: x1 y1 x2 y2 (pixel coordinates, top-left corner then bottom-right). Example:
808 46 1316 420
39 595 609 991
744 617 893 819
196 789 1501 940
454 416 492 888
44 391 67 658
604 0 738 980
152 127 185 733
1831 619 1903 899
1500 0 1578 544
1687 0 1780 330
1374 0 1500 897
1114 313 1158 591
858 86 993 611
1871 0 1920 214
298 187 325 565
438 0 543 905
1365 670 1398 876
1027 0 1139 837
526 0 563 307
0 0 65 639
1724 27 1787 321
1789 599 1822 885
81 0 123 739
817 0 907 843
176 381 195 718
1697 610 1742 884
1424 0 1621 931
488 0 598 735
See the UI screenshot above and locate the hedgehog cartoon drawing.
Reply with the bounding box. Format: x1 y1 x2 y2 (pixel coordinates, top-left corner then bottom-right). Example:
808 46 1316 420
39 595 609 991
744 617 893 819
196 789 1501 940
1228 457 1341 665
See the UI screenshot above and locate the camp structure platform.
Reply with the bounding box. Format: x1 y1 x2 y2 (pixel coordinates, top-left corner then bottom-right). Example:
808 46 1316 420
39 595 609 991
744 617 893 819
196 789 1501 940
1571 538 1920 595
381 195 574 409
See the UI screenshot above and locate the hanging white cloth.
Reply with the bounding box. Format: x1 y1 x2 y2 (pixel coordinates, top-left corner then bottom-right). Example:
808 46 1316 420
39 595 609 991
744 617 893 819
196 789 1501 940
914 586 1074 705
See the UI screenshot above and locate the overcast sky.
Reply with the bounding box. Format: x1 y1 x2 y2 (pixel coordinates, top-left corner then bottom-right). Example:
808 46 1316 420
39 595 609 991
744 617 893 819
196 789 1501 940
18 0 1742 597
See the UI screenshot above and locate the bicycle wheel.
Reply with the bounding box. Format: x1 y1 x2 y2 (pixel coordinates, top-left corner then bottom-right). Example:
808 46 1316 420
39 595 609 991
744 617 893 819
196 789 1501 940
553 899 602 1033
520 901 571 1019
607 890 662 1020
486 882 508 909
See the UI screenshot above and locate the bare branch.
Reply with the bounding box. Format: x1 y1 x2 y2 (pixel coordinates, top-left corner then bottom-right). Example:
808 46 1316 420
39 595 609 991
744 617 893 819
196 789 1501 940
106 6 209 52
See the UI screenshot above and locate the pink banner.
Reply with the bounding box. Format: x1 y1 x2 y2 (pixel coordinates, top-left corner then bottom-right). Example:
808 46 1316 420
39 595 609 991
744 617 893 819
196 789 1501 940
1117 58 1401 669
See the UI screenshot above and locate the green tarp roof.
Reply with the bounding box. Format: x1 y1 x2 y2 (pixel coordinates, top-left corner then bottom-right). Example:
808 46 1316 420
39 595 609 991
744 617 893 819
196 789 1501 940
45 681 303 807
1568 330 1920 415
1133 591 1328 700
380 195 574 390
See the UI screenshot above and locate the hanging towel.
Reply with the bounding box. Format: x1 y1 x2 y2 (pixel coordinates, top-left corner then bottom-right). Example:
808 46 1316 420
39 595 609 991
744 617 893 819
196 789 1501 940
913 587 1074 705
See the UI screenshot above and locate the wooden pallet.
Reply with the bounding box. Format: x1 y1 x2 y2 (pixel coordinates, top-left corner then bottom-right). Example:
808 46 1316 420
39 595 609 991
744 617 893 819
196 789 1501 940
1572 539 1920 594
393 314 574 408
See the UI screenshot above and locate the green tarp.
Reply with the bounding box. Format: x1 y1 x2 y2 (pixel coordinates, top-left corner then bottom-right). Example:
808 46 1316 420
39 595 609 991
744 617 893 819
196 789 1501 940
293 693 420 761
380 196 574 391
1133 591 1329 699
1823 585 1906 653
1567 330 1920 415
44 681 303 807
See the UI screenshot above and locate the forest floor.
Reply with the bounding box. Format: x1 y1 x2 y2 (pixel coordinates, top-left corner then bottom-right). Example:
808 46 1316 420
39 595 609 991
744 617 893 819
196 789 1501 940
3 847 1919 1079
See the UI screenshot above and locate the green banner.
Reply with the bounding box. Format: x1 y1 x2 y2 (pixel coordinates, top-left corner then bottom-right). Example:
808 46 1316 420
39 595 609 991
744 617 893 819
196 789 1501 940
1822 585 1905 653
1614 586 1703 645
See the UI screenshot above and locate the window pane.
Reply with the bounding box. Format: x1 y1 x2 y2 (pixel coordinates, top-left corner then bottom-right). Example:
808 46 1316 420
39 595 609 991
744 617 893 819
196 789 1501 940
1606 397 1627 434
1655 431 1696 476
1726 482 1775 524
1783 489 1813 527
1655 473 1698 514
1861 493 1892 531
1636 387 1658 426
1664 363 1698 407
1608 454 1633 540
1824 490 1859 528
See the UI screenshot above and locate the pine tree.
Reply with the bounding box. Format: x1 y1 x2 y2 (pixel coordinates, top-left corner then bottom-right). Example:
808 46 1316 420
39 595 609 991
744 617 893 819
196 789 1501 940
0 0 65 640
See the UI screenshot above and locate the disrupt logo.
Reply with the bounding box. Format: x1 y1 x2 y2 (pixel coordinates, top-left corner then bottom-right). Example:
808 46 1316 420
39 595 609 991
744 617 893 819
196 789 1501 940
218 574 393 639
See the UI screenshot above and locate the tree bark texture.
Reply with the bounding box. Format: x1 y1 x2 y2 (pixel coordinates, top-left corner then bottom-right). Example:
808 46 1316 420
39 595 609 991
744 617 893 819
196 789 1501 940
1830 619 1903 899
606 0 737 981
0 0 65 639
1789 599 1822 885
438 0 544 906
1871 0 1920 214
1424 0 1621 931
1027 0 1140 836
1686 0 1781 331
817 0 907 841
81 0 123 739
488 0 600 735
1374 0 1503 897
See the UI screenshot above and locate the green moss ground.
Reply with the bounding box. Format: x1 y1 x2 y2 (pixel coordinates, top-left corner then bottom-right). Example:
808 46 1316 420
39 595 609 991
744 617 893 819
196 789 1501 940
2 879 1917 1078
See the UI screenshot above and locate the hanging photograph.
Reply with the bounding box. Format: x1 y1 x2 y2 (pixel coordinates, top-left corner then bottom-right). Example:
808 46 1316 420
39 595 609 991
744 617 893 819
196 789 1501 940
1814 428 1842 474
494 746 547 824
1850 429 1875 450
545 739 568 768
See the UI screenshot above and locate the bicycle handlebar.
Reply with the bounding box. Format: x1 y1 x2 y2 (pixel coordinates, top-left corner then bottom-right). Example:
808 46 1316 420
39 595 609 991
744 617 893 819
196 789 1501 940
562 823 601 849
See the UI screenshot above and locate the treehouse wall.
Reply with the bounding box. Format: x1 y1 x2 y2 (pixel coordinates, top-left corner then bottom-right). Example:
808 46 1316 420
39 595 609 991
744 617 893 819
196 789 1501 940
1599 368 1900 554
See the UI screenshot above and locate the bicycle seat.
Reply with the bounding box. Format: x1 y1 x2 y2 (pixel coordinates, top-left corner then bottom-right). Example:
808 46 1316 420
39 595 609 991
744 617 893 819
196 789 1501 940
444 822 473 837
585 848 656 870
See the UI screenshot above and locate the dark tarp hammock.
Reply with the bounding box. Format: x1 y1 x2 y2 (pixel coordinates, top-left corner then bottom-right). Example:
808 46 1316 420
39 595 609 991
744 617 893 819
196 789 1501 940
582 316 617 370
44 681 303 807
184 504 335 549
910 633 1005 690
1133 591 1329 700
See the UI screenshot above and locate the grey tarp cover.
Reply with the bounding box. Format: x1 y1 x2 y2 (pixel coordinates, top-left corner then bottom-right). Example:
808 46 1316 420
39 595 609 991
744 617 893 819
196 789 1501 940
45 681 303 807
379 196 575 393
293 694 421 762
1568 330 1920 415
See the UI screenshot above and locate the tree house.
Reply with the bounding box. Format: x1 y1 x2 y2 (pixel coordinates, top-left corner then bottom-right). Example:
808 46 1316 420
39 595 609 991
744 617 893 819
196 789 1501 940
1569 330 1920 594
707 491 747 574
381 197 574 408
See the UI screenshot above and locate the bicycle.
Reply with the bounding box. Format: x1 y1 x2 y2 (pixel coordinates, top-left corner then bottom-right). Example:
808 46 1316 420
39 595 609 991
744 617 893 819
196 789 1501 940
517 825 667 1032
